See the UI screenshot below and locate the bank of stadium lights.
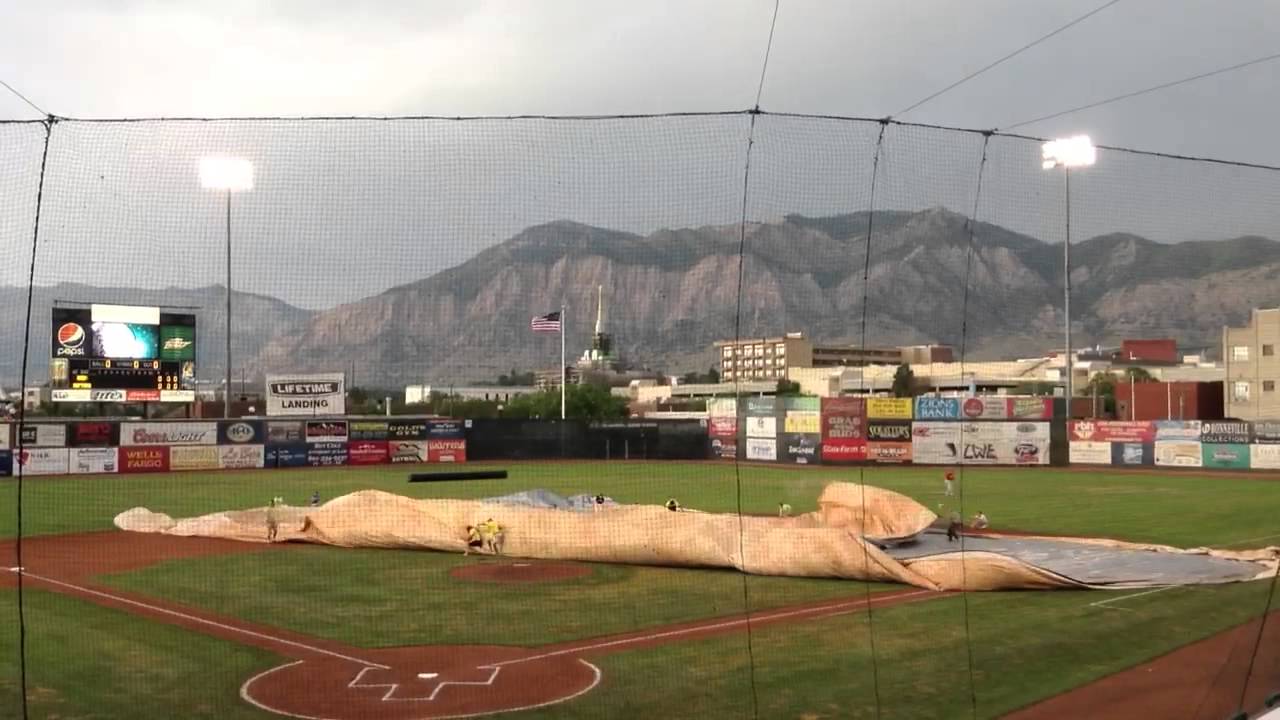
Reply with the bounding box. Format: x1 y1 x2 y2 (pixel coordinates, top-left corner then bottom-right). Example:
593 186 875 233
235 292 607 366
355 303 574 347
1041 135 1095 409
199 156 254 418
1041 135 1097 170
198 156 254 191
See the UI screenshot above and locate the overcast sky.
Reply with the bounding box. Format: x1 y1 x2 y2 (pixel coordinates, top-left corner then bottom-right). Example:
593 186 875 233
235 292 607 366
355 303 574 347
2 0 1278 309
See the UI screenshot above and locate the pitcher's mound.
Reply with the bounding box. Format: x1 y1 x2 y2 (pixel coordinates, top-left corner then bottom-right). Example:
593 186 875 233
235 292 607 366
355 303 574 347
451 561 592 584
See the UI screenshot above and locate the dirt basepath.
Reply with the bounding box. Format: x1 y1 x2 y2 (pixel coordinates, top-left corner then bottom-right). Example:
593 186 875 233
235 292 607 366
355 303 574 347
1004 608 1280 720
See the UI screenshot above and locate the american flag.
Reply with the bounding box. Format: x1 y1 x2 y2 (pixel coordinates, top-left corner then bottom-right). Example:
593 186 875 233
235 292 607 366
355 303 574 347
531 311 562 333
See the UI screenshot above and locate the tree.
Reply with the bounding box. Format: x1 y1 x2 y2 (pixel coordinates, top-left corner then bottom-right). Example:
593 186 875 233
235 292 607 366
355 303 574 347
891 364 916 398
503 384 628 421
497 369 537 387
680 367 721 384
775 378 802 396
1123 367 1156 383
1085 372 1117 414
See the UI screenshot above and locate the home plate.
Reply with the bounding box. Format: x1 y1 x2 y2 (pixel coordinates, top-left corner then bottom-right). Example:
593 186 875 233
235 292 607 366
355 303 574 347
513 563 531 567
417 672 439 680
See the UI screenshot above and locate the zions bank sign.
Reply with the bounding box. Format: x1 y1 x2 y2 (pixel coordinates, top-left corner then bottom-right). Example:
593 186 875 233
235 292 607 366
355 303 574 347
264 373 347 417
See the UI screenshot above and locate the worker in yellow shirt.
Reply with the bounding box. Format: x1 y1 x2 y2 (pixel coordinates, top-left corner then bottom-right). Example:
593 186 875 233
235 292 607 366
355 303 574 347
464 525 483 555
481 518 505 555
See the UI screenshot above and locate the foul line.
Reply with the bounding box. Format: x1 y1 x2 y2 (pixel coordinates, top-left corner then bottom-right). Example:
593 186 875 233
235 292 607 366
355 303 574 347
1088 585 1177 611
9 569 388 669
1214 533 1280 549
492 589 935 667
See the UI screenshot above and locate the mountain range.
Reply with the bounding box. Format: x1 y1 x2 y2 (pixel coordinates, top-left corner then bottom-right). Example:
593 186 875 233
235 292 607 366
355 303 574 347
4 207 1280 388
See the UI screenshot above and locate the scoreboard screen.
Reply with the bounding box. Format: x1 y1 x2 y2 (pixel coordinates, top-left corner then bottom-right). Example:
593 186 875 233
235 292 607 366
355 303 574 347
50 304 196 402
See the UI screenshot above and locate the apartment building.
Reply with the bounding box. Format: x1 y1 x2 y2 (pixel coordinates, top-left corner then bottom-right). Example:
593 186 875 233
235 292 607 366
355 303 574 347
714 332 955 382
1223 308 1280 420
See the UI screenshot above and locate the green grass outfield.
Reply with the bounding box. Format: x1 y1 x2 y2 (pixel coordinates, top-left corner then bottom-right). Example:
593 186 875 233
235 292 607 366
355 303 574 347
2 461 1280 718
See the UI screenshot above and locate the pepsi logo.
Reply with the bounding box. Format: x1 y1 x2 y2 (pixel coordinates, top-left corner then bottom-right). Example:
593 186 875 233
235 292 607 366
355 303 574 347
56 323 86 356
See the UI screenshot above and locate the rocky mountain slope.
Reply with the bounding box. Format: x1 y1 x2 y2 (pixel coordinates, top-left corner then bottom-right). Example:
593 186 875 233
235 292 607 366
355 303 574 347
4 210 1279 386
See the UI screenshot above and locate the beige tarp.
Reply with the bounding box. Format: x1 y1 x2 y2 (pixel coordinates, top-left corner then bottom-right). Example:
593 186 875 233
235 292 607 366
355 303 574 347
115 482 1277 592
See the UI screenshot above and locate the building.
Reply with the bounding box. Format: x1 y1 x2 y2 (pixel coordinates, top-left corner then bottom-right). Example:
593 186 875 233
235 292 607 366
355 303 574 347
787 359 1054 398
1223 308 1280 420
1119 339 1179 364
404 385 536 405
1111 381 1224 421
714 332 954 383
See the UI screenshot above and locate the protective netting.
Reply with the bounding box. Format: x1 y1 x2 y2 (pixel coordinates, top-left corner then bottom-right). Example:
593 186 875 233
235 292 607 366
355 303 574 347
2 113 1280 720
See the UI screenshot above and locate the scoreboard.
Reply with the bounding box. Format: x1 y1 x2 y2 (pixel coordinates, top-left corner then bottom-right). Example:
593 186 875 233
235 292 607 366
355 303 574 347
50 304 197 403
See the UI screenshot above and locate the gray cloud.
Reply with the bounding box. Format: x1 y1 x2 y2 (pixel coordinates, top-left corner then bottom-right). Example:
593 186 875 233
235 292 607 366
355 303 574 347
1 0 1277 311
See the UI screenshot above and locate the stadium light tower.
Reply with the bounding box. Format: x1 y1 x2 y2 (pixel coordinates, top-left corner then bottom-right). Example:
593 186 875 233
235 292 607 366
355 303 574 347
199 156 254 418
1041 135 1095 413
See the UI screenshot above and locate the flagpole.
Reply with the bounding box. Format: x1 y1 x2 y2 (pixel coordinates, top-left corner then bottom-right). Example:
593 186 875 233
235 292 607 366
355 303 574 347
560 303 566 420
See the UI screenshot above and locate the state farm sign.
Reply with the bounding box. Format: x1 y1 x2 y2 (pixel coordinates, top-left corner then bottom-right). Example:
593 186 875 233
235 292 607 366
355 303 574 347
121 422 218 446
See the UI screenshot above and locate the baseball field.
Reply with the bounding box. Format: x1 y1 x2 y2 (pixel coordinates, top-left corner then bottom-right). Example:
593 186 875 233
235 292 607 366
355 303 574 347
2 462 1279 719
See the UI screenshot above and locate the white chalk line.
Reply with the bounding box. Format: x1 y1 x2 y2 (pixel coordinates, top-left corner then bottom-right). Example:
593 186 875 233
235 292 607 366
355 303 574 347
1087 585 1178 611
492 589 936 667
348 664 501 702
8 568 388 669
240 658 602 720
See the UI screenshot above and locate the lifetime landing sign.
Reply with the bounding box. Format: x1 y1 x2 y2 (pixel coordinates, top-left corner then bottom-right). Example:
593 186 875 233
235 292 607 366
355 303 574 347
265 373 346 417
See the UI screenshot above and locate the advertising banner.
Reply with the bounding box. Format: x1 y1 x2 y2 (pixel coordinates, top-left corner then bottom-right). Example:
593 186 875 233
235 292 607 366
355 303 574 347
746 438 777 462
169 446 221 471
307 442 348 466
745 397 777 416
126 389 162 402
121 446 170 473
1155 420 1202 441
961 397 1008 420
709 437 738 460
348 440 389 465
868 442 913 463
1069 441 1113 465
707 398 737 419
18 424 67 448
1069 420 1155 443
218 445 265 470
1111 442 1155 466
912 422 961 465
1200 422 1251 445
783 397 820 412
69 421 118 448
266 442 309 468
427 420 465 439
867 421 912 443
1253 421 1280 445
388 440 427 463
1250 444 1280 470
1007 397 1054 420
745 416 777 439
708 416 738 437
1008 422 1052 465
121 422 217 446
218 420 265 445
304 420 349 443
866 398 913 419
0 451 10 477
914 397 960 420
159 390 196 403
69 445 117 474
1201 443 1250 470
779 433 819 465
1154 441 1203 468
266 421 304 443
0 424 9 451
17 448 69 475
348 422 389 441
783 411 820 434
265 373 346 417
427 438 467 463
821 397 866 462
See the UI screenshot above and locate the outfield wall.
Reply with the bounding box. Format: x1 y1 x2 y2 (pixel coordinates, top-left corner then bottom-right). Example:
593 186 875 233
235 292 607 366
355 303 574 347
1069 420 1280 470
0 418 468 477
